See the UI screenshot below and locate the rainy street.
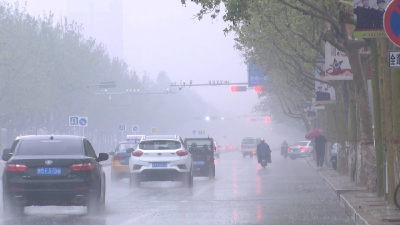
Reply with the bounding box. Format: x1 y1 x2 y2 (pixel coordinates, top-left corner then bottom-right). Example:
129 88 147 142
0 152 355 225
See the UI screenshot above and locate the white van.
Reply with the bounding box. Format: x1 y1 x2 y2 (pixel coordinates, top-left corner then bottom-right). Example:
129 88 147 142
241 137 261 158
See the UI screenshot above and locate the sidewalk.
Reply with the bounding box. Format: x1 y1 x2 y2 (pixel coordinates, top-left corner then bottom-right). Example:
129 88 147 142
305 157 400 225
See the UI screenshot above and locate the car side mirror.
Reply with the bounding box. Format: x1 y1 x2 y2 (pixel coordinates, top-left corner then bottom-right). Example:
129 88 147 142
108 151 115 156
3 148 11 154
2 153 12 161
98 153 109 162
126 148 135 153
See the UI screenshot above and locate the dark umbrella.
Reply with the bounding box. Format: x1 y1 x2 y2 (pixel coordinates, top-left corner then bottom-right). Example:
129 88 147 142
305 128 324 140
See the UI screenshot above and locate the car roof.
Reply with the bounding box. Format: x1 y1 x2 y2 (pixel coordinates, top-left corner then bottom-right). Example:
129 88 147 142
142 135 179 140
118 141 139 144
17 135 83 141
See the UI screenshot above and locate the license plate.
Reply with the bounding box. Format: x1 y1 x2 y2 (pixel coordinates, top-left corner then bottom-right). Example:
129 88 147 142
152 163 167 168
194 161 205 165
37 167 62 175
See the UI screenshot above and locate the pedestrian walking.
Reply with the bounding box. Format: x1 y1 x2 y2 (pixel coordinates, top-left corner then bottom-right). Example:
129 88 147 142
315 135 327 167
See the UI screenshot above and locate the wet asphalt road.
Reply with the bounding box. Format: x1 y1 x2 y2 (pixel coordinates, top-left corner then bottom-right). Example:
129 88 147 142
0 151 355 225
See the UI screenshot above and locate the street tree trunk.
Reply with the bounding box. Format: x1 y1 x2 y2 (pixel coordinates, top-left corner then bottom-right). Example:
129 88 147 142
378 39 387 198
348 81 358 182
348 48 375 191
381 39 394 202
370 39 384 196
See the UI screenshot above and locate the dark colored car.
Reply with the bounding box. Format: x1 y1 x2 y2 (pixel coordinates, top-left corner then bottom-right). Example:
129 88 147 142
185 138 215 179
2 135 109 216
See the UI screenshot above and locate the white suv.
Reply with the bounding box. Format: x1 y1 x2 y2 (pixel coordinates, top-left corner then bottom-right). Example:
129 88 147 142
128 135 193 188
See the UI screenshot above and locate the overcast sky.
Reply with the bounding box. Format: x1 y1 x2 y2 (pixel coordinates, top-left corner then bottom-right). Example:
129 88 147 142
6 0 259 117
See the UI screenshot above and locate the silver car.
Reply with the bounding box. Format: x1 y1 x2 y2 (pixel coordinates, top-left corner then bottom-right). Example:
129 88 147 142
287 141 313 160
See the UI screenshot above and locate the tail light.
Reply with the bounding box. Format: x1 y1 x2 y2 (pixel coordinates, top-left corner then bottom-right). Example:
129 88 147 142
176 150 189 156
242 151 245 154
113 155 124 161
132 150 143 157
6 164 28 172
253 151 256 154
229 146 233 149
10 187 24 191
301 147 307 151
287 147 290 151
70 163 95 171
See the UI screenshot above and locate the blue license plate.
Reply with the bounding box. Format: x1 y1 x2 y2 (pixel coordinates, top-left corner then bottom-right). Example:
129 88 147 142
152 163 167 168
37 167 62 175
194 161 205 165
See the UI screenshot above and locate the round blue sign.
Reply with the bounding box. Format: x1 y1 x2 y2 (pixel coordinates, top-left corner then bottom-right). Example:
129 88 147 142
192 130 196 134
132 126 139 132
79 118 87 126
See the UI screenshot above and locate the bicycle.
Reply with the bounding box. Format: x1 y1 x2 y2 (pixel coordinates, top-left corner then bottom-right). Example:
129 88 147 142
394 183 400 209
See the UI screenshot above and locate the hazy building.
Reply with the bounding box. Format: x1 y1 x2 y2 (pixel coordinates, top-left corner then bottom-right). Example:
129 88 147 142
67 0 124 59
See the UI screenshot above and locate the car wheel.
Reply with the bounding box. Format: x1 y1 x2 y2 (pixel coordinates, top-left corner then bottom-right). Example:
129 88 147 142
209 165 215 180
290 157 296 160
87 189 102 214
183 172 193 188
129 174 141 188
3 193 24 217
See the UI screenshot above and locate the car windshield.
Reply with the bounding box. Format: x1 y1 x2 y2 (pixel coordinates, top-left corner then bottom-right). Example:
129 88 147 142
242 139 256 144
295 142 309 146
16 140 83 155
118 143 138 152
139 140 181 150
186 139 213 152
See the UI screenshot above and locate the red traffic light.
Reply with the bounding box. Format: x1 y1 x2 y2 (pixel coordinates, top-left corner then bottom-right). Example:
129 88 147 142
264 117 271 122
255 86 262 92
231 86 247 92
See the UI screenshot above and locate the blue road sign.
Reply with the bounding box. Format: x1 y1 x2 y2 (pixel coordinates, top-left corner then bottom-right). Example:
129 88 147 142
78 117 88 127
119 124 126 131
198 130 203 135
132 125 140 132
192 130 196 134
248 62 268 87
69 116 79 126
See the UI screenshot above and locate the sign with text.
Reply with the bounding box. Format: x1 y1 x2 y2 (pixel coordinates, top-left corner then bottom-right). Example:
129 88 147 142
389 51 400 68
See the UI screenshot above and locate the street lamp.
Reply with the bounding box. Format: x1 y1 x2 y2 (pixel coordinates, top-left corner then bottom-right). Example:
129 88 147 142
205 117 210 121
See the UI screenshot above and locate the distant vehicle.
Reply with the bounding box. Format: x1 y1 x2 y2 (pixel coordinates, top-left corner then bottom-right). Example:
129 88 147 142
185 138 215 179
331 143 339 170
287 141 313 160
241 137 261 158
128 135 193 188
214 141 220 158
2 135 109 216
109 135 143 182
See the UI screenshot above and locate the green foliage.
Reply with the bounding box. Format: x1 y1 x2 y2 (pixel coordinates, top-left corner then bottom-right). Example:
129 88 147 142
0 2 216 143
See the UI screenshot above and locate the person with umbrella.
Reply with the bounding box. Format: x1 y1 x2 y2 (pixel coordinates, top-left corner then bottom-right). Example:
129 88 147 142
306 129 327 167
315 134 327 167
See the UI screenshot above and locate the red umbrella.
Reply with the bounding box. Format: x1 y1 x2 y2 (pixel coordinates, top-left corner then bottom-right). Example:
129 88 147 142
305 128 324 139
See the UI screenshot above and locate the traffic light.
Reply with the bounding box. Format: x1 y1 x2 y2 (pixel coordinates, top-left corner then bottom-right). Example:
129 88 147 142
231 86 247 92
264 117 271 122
255 86 262 92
